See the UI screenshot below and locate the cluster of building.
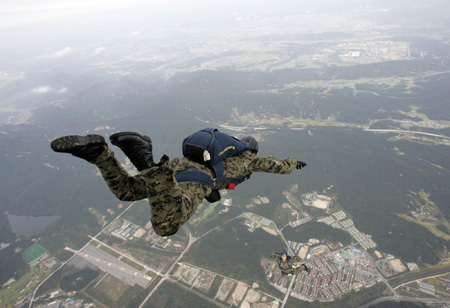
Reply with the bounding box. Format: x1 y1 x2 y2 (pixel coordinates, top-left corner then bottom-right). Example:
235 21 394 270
302 192 332 210
294 267 350 299
173 262 277 307
308 245 331 259
288 214 312 228
336 40 409 63
109 219 179 250
418 281 436 296
242 212 278 235
317 211 376 250
111 220 141 241
262 241 386 301
409 206 437 221
398 274 450 299
329 247 380 287
38 297 94 308
400 119 449 130
287 240 304 256
290 252 356 299
144 229 174 249
261 259 289 288
376 255 407 277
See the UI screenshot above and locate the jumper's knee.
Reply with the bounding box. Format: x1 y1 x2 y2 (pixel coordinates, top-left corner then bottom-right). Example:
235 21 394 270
152 224 180 237
113 190 141 202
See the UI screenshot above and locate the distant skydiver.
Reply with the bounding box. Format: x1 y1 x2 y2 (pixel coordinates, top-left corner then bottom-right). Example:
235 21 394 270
50 129 307 237
270 250 309 276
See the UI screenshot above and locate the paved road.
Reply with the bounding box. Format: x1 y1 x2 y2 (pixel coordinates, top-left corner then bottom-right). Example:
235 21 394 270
139 226 197 308
380 275 399 297
364 128 450 140
277 222 298 308
394 272 450 290
361 295 450 308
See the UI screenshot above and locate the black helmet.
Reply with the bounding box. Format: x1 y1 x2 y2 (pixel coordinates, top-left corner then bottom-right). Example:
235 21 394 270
241 136 258 154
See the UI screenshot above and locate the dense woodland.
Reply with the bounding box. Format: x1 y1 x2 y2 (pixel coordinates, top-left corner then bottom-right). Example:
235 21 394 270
0 239 30 287
59 269 99 292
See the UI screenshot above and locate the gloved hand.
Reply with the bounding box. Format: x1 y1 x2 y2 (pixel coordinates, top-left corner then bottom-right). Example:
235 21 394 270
302 264 310 273
296 161 307 169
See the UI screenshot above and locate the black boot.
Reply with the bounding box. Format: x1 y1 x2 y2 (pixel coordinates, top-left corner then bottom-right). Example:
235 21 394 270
109 132 154 171
50 135 107 163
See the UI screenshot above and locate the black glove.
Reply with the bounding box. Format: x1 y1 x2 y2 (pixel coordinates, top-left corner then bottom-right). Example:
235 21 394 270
296 161 307 169
205 190 221 203
302 264 310 273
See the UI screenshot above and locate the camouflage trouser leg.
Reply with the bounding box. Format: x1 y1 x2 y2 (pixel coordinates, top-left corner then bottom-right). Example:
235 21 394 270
143 159 212 236
292 265 307 275
93 147 148 201
281 265 307 277
94 150 212 237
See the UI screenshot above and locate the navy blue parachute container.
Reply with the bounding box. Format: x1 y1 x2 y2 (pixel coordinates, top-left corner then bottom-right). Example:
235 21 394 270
182 128 250 178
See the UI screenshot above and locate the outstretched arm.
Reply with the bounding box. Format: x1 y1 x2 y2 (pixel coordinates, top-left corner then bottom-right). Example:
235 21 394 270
270 253 279 260
291 256 302 263
249 155 299 174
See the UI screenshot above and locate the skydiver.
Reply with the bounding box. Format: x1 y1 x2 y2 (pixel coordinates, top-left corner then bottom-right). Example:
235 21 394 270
270 250 309 276
50 131 307 237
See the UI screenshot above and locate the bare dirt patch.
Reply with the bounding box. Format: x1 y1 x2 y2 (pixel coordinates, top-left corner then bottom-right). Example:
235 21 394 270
192 271 216 293
228 282 248 306
244 289 261 303
172 264 200 286
261 226 278 236
216 278 235 302
94 273 129 302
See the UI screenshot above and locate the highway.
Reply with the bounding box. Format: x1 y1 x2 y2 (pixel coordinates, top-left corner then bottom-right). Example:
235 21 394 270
361 295 450 308
364 128 450 140
394 272 450 291
278 227 296 308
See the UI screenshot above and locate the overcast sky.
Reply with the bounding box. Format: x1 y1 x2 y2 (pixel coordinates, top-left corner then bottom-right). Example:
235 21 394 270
5 0 447 30
0 0 448 74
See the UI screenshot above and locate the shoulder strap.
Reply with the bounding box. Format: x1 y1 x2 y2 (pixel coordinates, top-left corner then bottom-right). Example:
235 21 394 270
175 170 250 189
182 128 250 179
276 254 293 270
212 176 250 186
287 256 293 268
175 169 214 185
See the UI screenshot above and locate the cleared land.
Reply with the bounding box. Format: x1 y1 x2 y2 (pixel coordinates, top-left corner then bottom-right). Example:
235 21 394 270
216 278 235 302
228 282 248 306
93 273 129 302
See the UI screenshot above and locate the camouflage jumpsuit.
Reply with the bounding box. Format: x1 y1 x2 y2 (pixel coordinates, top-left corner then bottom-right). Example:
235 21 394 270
270 253 307 276
93 148 297 236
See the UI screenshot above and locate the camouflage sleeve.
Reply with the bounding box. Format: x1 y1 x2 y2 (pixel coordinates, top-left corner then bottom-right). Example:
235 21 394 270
249 155 297 174
291 256 302 263
270 253 279 260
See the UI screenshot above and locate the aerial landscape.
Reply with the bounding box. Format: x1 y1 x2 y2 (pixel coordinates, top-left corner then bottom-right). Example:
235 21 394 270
0 1 449 307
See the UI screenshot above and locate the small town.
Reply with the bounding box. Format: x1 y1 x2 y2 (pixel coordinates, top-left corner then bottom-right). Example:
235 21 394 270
7 185 450 308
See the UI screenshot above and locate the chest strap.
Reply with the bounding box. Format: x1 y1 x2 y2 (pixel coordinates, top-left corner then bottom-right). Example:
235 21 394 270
175 169 250 189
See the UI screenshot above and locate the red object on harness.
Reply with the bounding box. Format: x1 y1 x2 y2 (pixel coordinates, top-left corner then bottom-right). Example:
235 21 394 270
228 183 236 190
